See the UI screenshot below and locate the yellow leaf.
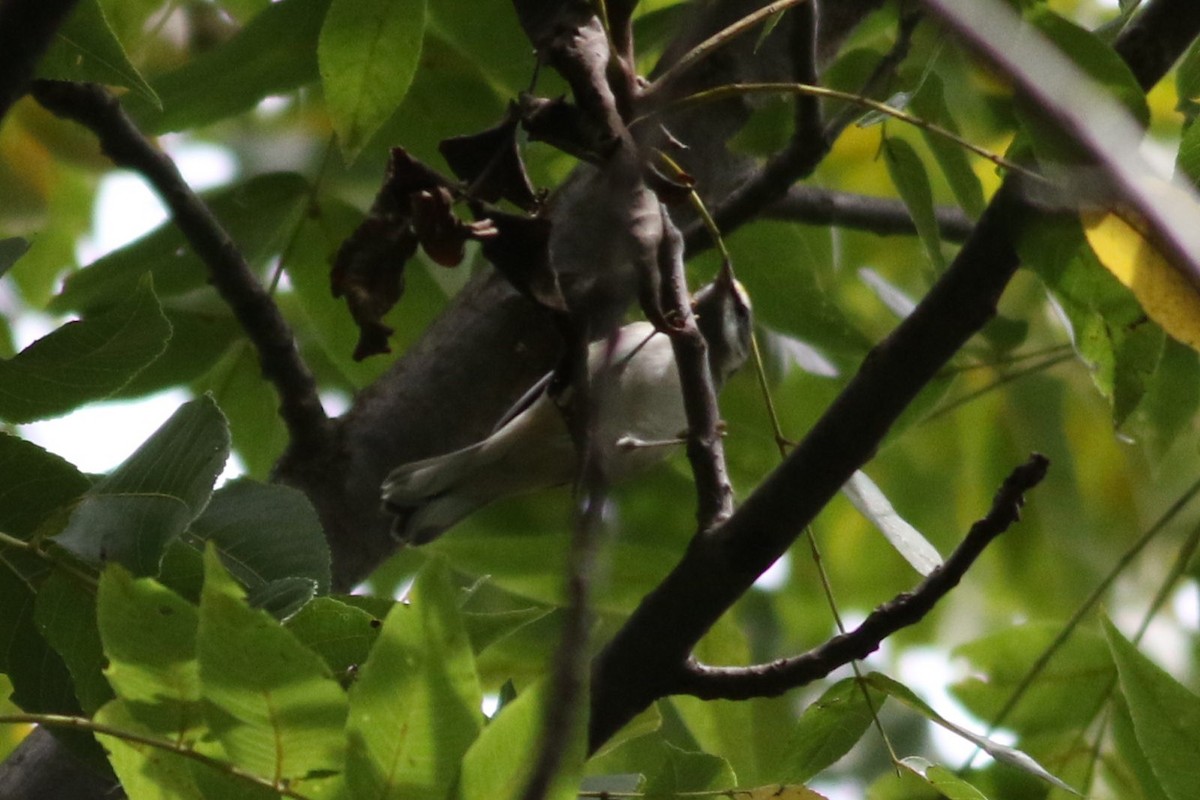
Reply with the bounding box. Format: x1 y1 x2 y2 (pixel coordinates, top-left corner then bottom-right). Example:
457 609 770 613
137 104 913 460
1083 210 1200 353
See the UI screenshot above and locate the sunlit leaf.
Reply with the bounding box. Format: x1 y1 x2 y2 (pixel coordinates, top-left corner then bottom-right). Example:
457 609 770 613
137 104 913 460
197 547 347 780
94 699 205 800
0 275 170 424
1083 210 1200 355
345 558 482 799
286 596 383 678
98 565 203 736
900 756 989 800
38 0 159 107
459 679 583 800
1105 617 1200 800
644 743 736 795
319 0 426 161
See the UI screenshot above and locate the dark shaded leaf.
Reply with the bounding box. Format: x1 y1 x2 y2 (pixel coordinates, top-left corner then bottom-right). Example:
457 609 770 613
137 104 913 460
0 275 170 424
34 571 111 714
479 208 565 311
126 0 329 134
331 148 447 360
53 396 230 576
0 237 30 278
440 108 539 210
52 173 310 314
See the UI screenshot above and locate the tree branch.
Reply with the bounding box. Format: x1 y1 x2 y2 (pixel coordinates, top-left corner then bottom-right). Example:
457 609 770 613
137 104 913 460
765 184 974 241
30 80 333 461
659 211 735 530
587 0 1200 751
676 454 1048 700
0 0 80 123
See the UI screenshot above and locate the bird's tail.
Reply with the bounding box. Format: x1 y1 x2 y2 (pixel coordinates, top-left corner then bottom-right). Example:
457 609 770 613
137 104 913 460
382 441 492 545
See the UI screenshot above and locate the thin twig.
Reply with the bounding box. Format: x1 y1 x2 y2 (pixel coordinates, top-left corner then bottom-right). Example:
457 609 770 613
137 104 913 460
676 454 1049 699
659 208 736 530
656 82 1043 184
0 713 317 800
967 474 1200 764
30 80 332 459
647 0 811 99
790 0 822 145
823 9 922 140
765 184 974 241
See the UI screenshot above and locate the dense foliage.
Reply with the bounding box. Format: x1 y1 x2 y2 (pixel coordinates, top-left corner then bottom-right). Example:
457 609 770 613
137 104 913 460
2 0 1200 798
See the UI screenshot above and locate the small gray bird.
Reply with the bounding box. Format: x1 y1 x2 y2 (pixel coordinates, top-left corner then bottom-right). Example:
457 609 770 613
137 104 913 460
382 270 753 544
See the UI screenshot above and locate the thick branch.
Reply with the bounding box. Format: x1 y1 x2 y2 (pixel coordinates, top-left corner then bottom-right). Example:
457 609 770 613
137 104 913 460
766 185 974 241
30 80 332 461
588 0 1200 751
0 0 80 123
677 454 1048 700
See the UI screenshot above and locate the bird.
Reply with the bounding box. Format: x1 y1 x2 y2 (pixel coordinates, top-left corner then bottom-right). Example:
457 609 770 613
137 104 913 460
382 269 753 545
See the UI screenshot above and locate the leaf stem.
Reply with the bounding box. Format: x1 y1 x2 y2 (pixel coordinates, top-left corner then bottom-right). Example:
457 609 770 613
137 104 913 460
0 712 317 800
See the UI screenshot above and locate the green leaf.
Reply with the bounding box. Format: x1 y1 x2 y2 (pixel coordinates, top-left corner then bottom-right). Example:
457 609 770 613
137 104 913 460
52 173 311 314
1177 119 1200 189
644 743 737 795
195 342 288 480
910 74 987 219
94 699 205 800
188 478 330 597
900 756 989 800
1130 338 1200 460
950 622 1115 736
0 570 78 715
459 679 583 800
116 306 243 399
286 596 383 679
34 571 110 714
1027 7 1148 124
198 546 347 781
0 433 90 541
1111 697 1173 800
884 136 945 273
781 678 882 784
53 396 230 576
319 0 426 161
868 673 1078 795
1178 39 1200 114
0 275 170 424
1019 216 1160 427
97 565 202 737
1105 617 1200 800
345 558 482 799
125 0 330 134
38 0 159 108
